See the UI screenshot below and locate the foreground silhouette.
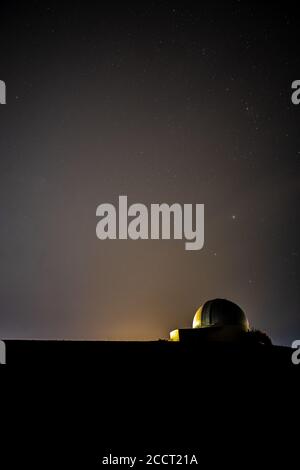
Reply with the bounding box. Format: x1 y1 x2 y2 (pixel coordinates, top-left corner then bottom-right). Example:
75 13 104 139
1 299 297 466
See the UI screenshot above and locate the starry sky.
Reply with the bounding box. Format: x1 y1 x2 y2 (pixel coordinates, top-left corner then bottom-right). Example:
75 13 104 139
0 1 299 344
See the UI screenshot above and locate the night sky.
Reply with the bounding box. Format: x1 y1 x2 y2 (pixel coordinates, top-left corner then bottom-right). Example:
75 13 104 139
0 1 299 344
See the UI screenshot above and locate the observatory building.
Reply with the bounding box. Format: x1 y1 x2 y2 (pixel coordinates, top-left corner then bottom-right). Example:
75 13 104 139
169 298 250 343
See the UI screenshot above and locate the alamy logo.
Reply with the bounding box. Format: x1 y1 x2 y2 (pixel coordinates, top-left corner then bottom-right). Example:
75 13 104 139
0 340 6 364
96 196 204 250
291 340 300 365
0 80 6 104
291 80 300 105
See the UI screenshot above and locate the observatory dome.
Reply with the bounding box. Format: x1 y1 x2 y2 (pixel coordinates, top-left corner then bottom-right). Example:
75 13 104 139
192 299 249 332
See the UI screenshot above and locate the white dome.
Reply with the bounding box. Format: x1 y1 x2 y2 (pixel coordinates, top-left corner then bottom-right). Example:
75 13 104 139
192 299 249 332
